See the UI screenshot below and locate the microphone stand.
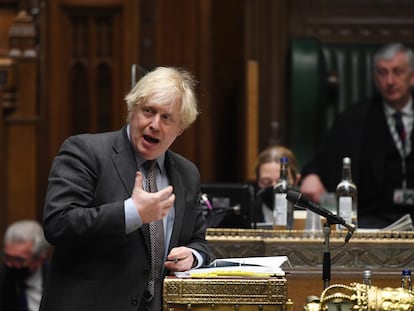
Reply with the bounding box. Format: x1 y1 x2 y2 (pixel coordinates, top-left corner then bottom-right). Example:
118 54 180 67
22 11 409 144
322 221 332 289
286 190 356 290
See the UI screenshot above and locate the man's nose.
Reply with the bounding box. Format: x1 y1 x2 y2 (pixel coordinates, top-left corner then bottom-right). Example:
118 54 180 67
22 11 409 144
150 114 160 129
386 73 396 84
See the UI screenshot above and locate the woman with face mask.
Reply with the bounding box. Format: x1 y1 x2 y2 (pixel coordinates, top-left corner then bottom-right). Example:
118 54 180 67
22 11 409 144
253 146 301 224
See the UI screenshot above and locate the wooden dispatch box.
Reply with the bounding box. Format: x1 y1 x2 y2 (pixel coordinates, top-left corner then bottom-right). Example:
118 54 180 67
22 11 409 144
163 276 289 311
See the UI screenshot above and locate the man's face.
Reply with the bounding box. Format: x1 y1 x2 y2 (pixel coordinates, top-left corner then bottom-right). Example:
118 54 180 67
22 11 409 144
374 52 414 109
4 240 38 273
129 101 184 160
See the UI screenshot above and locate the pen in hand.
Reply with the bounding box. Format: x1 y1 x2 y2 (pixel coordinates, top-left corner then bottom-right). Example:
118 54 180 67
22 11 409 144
167 257 186 263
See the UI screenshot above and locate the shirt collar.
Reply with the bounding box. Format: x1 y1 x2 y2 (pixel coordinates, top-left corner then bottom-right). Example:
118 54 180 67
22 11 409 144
25 266 42 289
383 97 413 117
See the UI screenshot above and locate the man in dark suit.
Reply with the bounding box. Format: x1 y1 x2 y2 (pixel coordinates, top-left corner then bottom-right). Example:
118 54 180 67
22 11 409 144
40 67 213 311
0 220 50 311
300 43 414 228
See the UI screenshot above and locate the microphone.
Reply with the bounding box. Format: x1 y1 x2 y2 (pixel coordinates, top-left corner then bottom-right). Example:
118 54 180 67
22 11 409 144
286 190 355 243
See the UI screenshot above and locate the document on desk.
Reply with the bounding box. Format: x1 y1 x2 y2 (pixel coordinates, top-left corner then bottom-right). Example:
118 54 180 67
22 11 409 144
357 214 414 232
175 256 290 278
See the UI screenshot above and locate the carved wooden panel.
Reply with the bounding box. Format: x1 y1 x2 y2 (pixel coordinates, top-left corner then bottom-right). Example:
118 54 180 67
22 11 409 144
42 0 137 167
207 229 414 270
290 0 414 43
68 13 116 134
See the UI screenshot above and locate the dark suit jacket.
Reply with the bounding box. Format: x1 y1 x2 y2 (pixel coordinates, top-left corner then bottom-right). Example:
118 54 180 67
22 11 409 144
40 127 212 311
0 262 49 311
302 93 414 228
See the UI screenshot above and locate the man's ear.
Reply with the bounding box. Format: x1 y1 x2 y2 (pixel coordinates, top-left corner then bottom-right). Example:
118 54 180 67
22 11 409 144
373 75 381 89
410 71 414 86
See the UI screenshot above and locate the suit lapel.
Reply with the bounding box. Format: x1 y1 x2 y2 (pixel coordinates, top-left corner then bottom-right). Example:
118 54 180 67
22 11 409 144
363 101 388 188
111 127 151 250
111 127 138 195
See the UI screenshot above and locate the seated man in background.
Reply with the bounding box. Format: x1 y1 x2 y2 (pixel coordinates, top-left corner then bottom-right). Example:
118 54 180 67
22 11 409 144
253 145 301 223
300 42 414 228
0 220 50 311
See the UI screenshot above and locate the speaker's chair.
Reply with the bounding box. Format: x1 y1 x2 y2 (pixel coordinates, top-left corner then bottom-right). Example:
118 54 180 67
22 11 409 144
288 37 383 168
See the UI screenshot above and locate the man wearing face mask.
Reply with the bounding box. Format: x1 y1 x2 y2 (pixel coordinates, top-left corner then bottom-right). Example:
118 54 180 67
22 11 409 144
0 220 50 311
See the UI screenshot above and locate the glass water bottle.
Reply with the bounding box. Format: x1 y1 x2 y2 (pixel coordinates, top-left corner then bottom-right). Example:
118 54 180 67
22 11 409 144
273 157 294 230
336 157 358 230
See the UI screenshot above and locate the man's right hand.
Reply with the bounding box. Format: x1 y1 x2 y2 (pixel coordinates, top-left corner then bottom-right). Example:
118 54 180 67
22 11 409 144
131 171 175 224
299 174 326 204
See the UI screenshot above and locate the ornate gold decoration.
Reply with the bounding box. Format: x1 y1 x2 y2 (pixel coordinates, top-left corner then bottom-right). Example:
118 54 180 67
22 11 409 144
304 283 414 311
164 277 287 311
206 229 414 270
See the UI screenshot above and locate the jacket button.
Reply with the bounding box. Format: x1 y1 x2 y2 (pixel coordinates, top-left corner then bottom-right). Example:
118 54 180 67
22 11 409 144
131 298 138 306
143 290 151 301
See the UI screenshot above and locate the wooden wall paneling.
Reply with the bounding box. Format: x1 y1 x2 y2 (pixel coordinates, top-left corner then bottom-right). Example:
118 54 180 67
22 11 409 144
155 0 203 165
0 54 18 235
137 0 156 73
0 10 15 55
245 59 259 182
265 0 289 149
0 9 40 231
288 1 414 61
43 0 138 168
196 0 215 182
245 0 290 153
209 0 246 182
0 62 5 237
44 0 72 166
118 0 138 124
0 7 19 234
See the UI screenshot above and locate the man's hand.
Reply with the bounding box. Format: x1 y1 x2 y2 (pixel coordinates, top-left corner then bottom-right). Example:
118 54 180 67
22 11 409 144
299 174 326 204
132 171 175 224
164 247 195 272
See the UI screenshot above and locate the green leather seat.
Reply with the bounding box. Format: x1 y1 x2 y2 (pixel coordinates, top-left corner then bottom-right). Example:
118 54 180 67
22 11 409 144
288 37 383 168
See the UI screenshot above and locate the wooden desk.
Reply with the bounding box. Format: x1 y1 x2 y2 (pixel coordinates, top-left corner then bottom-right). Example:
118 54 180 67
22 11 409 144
206 229 414 311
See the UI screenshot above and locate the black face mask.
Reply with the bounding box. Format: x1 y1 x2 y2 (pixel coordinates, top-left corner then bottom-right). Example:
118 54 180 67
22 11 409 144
256 186 274 210
4 265 32 281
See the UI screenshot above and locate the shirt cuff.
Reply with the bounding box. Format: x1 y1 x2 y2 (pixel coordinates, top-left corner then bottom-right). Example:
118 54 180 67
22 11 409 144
190 249 203 268
124 198 142 234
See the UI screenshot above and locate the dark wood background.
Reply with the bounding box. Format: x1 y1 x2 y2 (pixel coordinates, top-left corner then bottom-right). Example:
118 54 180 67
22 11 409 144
2 0 414 236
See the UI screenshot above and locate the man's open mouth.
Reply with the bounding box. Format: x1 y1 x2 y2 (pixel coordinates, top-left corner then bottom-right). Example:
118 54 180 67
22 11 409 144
144 135 159 144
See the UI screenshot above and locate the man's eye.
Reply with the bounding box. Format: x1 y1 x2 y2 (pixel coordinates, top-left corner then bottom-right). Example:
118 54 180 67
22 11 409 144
394 68 405 76
377 69 387 77
143 107 153 114
162 115 174 123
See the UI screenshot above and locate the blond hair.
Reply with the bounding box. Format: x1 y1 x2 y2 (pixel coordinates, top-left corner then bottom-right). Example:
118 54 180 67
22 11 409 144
125 67 199 129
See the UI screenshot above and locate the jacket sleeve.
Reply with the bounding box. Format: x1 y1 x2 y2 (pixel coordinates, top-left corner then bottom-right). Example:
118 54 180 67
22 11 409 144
43 134 128 248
